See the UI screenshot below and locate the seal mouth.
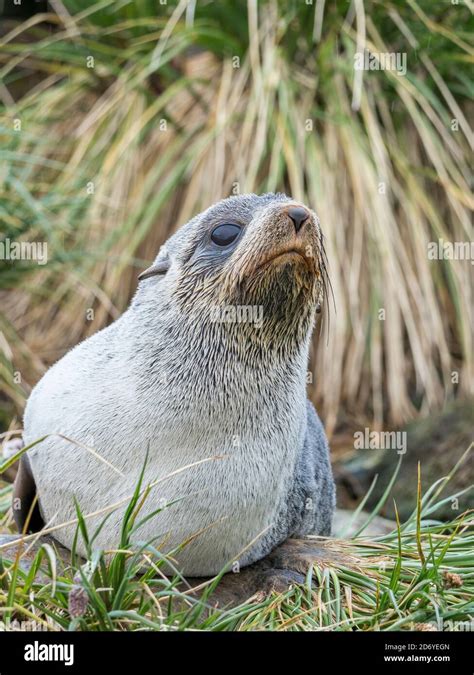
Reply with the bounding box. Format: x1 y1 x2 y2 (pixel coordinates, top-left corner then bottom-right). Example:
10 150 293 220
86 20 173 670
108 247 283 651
258 247 312 270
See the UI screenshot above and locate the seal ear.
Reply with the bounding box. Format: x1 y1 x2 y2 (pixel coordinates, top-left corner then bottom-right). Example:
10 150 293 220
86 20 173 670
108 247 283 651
138 253 171 281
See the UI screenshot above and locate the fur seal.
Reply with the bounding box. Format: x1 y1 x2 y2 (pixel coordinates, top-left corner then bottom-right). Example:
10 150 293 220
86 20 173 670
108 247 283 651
15 193 335 576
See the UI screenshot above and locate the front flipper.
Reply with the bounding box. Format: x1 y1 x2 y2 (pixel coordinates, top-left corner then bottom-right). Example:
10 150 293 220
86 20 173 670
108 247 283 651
12 454 44 533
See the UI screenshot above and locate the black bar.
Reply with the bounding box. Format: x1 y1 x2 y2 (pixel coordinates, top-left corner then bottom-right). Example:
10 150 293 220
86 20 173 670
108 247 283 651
0 630 470 673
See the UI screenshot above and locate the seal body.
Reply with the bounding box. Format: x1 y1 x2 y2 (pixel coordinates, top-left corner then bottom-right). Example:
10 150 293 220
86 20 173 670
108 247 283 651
21 193 335 576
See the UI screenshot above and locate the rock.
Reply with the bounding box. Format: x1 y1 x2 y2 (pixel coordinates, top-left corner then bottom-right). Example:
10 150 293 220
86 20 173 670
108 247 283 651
332 509 394 537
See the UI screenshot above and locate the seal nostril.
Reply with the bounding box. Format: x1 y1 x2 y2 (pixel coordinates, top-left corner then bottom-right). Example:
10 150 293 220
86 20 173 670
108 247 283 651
287 206 309 233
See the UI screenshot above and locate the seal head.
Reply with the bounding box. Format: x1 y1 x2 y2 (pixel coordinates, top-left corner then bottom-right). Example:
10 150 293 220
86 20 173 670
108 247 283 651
137 192 328 354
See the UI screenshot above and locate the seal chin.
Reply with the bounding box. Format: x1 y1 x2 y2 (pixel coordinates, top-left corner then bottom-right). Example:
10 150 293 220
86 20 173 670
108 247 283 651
220 240 320 312
228 252 319 323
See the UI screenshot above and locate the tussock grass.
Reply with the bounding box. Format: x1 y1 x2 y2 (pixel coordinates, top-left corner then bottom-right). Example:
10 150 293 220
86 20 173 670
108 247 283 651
0 444 472 631
0 1 472 433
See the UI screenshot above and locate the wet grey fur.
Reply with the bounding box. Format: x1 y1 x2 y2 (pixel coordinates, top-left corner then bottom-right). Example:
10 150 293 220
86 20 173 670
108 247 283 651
22 193 335 576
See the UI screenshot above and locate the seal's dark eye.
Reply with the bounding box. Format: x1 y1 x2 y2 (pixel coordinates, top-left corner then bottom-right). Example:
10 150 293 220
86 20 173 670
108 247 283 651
210 223 241 246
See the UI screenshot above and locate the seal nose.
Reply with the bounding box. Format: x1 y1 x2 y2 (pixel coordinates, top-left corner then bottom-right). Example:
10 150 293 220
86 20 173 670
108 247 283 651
287 206 309 233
